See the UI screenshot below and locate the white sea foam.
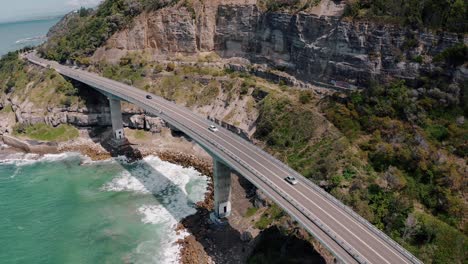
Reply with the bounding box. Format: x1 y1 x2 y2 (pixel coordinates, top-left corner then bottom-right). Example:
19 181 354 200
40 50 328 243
136 204 191 263
15 35 46 44
0 152 82 166
0 153 40 165
0 152 209 263
102 155 209 264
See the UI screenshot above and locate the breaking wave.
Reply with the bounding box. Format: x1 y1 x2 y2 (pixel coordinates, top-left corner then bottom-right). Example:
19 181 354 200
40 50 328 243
0 152 209 263
15 35 46 44
102 155 209 264
0 152 80 166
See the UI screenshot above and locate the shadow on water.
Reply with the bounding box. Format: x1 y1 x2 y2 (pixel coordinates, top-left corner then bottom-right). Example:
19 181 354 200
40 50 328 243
70 83 325 263
95 139 245 263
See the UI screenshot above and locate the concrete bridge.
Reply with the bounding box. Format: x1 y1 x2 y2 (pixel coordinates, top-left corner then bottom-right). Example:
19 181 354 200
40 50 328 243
25 52 422 264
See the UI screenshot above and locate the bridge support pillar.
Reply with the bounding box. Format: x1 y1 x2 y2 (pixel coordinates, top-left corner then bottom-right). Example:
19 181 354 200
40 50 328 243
213 159 232 219
108 97 126 143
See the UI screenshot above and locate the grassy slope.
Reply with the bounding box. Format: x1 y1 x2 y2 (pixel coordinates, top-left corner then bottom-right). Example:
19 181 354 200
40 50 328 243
16 0 467 261
13 123 79 142
0 52 81 108
0 52 84 142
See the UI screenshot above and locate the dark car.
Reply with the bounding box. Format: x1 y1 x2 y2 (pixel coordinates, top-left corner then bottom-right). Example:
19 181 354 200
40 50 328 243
146 95 152 99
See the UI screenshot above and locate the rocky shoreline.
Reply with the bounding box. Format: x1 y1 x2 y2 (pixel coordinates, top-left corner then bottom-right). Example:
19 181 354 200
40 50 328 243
58 139 252 264
0 130 331 264
0 131 222 264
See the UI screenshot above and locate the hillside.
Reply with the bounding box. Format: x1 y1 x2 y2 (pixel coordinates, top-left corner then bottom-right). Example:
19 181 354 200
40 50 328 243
1 0 467 263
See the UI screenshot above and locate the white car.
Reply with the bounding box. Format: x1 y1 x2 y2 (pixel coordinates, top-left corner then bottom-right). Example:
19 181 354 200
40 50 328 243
285 176 298 185
208 125 219 132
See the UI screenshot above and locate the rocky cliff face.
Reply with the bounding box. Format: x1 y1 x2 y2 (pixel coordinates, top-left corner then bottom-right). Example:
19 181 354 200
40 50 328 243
0 86 165 135
93 0 257 62
221 9 467 86
93 1 466 88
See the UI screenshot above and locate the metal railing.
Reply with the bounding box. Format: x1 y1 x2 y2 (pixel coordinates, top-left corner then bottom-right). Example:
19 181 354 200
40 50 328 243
27 55 421 264
220 124 422 263
63 71 364 262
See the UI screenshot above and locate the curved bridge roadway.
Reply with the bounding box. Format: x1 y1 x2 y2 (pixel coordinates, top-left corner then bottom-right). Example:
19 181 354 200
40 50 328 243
26 52 422 264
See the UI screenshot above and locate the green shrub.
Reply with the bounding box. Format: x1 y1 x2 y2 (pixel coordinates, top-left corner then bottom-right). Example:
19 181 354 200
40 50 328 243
413 213 468 263
257 0 320 12
255 215 273 229
41 0 178 61
411 55 423 63
245 207 258 217
344 0 468 33
425 124 449 141
0 105 13 113
254 205 284 229
166 62 176 72
256 95 316 148
298 90 312 104
403 38 419 50
433 44 468 66
14 123 79 142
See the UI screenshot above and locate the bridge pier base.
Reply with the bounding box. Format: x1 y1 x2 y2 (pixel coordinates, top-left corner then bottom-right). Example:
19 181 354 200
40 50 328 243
108 97 126 145
212 159 232 220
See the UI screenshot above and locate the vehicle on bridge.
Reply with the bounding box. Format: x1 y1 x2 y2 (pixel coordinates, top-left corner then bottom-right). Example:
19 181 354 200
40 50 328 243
25 52 423 264
285 176 298 185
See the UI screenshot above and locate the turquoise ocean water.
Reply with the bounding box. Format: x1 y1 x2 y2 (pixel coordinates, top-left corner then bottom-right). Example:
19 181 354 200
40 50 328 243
0 17 62 56
0 152 209 264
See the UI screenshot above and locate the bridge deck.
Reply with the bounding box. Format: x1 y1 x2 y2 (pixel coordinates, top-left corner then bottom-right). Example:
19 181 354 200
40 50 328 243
26 52 422 264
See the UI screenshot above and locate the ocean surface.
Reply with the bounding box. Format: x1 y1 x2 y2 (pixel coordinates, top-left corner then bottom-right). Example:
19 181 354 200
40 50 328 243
0 17 62 57
0 152 209 264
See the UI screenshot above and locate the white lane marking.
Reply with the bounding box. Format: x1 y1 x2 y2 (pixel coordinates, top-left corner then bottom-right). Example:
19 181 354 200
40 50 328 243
80 74 389 264
95 76 406 263
70 65 399 263
34 56 415 263
118 72 412 263
50 59 403 264
231 163 359 264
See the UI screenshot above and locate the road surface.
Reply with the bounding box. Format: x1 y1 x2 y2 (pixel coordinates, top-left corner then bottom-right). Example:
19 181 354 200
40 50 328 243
25 52 422 264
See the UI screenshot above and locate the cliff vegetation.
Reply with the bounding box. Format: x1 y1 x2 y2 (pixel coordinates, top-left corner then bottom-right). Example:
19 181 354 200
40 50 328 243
13 123 79 142
39 0 180 62
344 0 467 32
322 79 467 262
257 0 321 12
0 52 81 108
2 0 467 262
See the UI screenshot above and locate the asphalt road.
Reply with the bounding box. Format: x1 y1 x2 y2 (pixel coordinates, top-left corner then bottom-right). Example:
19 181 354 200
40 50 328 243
26 52 422 264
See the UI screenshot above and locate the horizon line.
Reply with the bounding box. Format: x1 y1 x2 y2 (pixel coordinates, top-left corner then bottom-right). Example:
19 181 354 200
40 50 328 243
0 11 71 25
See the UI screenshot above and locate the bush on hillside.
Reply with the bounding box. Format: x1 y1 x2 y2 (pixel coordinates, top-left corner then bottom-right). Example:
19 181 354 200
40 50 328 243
344 0 467 33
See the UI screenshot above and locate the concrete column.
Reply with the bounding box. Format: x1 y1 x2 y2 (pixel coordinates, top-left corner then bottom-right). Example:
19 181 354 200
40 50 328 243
213 159 232 218
109 98 125 140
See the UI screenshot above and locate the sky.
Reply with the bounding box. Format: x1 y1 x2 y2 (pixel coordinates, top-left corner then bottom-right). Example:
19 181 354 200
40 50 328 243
0 0 102 23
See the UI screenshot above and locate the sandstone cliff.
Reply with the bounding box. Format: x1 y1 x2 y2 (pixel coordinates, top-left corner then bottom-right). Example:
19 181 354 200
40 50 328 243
93 0 467 88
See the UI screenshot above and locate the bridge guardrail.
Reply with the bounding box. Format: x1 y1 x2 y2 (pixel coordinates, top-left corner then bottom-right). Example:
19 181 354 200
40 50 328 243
229 134 422 263
211 141 364 263
30 57 420 263
71 73 364 262
63 69 401 264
